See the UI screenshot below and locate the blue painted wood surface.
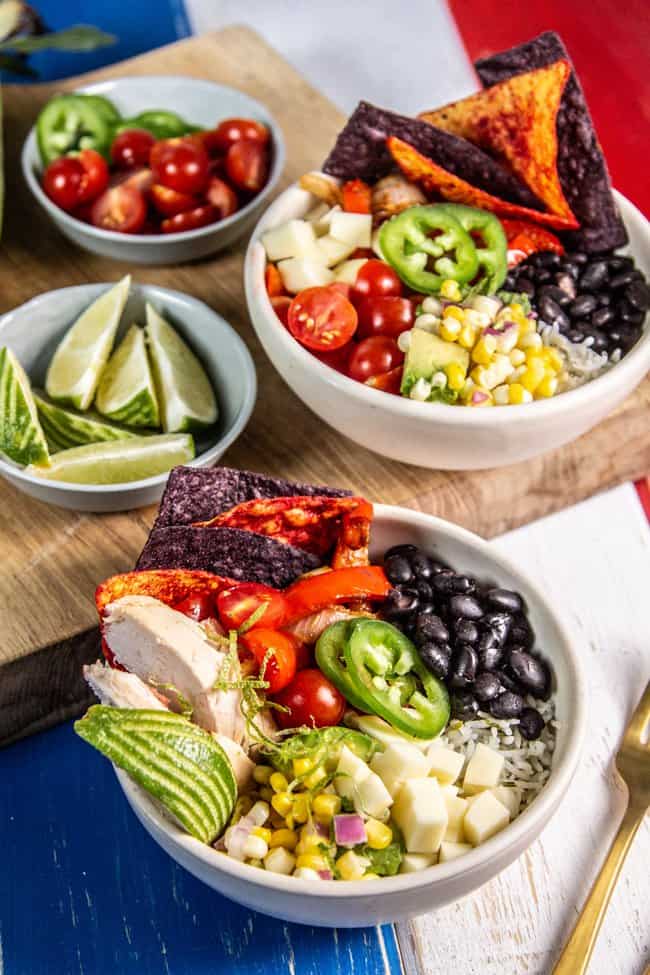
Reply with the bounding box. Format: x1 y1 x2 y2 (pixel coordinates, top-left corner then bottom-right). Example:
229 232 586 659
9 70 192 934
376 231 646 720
0 722 402 974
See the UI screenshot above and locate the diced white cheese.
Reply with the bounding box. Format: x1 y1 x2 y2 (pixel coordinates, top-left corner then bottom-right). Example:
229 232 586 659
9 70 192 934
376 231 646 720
442 793 469 844
264 847 296 875
439 841 472 863
399 853 436 874
356 771 393 819
277 258 334 294
392 778 448 854
333 258 368 284
316 235 357 267
261 219 320 262
352 714 434 753
427 744 465 785
330 211 372 248
440 784 459 798
293 867 321 880
334 745 371 801
463 743 505 795
315 204 341 234
305 201 330 228
490 786 521 820
463 791 510 845
371 742 430 797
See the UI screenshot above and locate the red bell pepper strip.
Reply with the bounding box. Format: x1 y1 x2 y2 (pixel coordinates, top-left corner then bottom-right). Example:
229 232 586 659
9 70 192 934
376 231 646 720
342 179 372 214
265 263 286 297
332 499 374 568
283 565 391 624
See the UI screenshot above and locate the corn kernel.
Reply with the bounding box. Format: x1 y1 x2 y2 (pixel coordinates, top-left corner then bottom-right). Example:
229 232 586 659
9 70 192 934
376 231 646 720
458 323 477 349
264 847 296 875
440 319 461 341
295 853 329 872
336 850 367 881
445 362 466 391
520 358 546 393
472 335 497 365
312 794 341 821
293 756 316 778
362 873 381 880
365 819 393 850
271 792 294 817
259 787 274 803
535 374 559 398
519 331 542 350
463 308 490 330
243 834 269 860
253 765 273 785
269 772 289 793
292 794 311 824
546 347 564 370
440 279 462 301
517 316 536 335
269 828 298 850
493 384 510 406
252 826 273 844
508 383 533 405
470 365 487 387
442 304 465 323
509 348 526 367
303 767 328 790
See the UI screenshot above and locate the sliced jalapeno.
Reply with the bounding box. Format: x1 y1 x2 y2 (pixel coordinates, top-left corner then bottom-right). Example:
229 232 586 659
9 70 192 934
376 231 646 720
36 94 115 164
438 204 508 293
116 109 195 140
315 619 375 713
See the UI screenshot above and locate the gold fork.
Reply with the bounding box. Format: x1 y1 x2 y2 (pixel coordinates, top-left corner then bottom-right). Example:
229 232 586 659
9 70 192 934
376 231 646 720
553 682 650 974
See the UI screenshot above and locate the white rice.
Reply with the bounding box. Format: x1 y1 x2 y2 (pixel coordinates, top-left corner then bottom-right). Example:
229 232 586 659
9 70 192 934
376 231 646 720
439 696 557 809
537 320 613 391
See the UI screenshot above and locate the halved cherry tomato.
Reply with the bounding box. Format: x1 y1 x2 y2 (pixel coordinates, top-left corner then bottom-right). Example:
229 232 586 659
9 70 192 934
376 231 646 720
273 669 346 729
76 149 109 204
293 639 312 671
265 263 285 297
351 259 402 303
342 179 372 214
151 137 210 195
351 247 375 260
160 204 218 234
205 176 238 218
283 565 391 624
329 282 352 299
113 166 154 195
356 296 414 340
271 295 291 327
225 140 269 193
42 157 84 211
240 628 297 694
149 183 197 217
216 581 288 632
365 365 403 394
314 343 353 374
90 185 147 234
288 286 358 351
111 128 156 169
173 593 215 621
348 336 403 383
204 117 270 154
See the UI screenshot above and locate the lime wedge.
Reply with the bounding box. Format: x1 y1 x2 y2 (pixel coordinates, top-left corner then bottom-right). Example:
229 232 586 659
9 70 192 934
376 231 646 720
45 275 131 410
26 433 194 484
95 324 160 427
145 304 218 433
0 347 50 466
34 391 139 449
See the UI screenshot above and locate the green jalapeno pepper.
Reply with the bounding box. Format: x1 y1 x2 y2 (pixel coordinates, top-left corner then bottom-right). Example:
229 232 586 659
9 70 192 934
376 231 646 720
113 109 196 141
315 619 375 713
37 94 118 164
438 203 508 294
379 204 479 295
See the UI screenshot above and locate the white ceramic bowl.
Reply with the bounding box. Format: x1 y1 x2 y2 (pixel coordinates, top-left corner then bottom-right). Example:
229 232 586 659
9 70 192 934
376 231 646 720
115 505 586 927
0 283 256 512
245 185 650 469
22 76 285 265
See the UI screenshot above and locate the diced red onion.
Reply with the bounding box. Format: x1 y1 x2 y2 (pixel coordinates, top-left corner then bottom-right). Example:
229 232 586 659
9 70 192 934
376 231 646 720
471 390 490 405
333 814 367 847
318 869 334 881
224 824 251 860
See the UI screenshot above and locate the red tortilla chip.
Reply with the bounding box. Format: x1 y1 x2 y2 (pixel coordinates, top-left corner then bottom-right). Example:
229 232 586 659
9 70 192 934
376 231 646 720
386 136 578 231
419 61 575 224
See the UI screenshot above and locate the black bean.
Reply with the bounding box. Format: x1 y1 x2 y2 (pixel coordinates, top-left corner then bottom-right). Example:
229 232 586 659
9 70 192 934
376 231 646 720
625 279 650 311
450 644 478 688
429 560 451 574
497 670 525 694
519 707 545 740
554 273 577 299
449 594 484 620
504 273 517 291
384 544 417 562
578 261 609 292
538 284 571 307
509 649 550 696
383 587 419 618
565 250 589 265
432 573 474 596
411 551 435 580
561 261 580 280
473 672 503 703
619 304 645 326
538 294 562 323
587 330 608 354
567 328 584 343
534 251 561 268
596 293 611 307
451 691 479 720
419 641 452 679
479 644 504 672
517 277 536 297
416 580 433 601
508 615 535 650
568 294 598 319
415 613 449 645
454 618 479 644
535 268 552 284
484 612 513 647
384 554 413 585
591 306 614 328
485 588 523 613
609 270 637 290
607 255 633 273
490 691 524 719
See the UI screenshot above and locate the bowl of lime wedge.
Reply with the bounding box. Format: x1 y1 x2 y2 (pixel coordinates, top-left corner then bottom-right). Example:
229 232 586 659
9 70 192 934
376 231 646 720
0 277 256 511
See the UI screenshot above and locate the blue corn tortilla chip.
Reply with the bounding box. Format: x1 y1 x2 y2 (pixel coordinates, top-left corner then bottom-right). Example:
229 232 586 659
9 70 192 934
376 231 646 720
322 100 542 209
475 32 627 252
136 526 321 588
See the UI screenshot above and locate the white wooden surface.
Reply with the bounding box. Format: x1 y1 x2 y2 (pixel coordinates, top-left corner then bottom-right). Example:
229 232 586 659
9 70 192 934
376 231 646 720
184 5 649 970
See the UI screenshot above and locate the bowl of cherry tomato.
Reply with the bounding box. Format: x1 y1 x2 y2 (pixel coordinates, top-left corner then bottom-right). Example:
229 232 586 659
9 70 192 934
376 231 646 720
22 76 285 265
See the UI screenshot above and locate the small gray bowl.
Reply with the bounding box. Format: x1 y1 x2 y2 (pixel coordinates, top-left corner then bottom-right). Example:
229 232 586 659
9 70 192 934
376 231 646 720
21 76 285 265
0 283 256 511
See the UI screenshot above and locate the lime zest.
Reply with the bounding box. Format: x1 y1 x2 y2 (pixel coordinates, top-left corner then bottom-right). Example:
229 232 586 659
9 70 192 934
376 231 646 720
237 602 268 635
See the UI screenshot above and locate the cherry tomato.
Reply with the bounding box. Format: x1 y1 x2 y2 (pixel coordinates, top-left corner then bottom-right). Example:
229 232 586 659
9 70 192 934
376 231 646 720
42 157 84 211
149 183 197 217
76 149 109 204
293 639 312 671
173 593 215 621
216 582 288 632
111 128 156 169
365 365 403 394
273 669 346 729
347 336 404 383
329 282 352 299
351 259 402 303
225 140 269 193
314 344 353 373
205 176 238 218
271 295 291 327
265 263 285 297
240 628 297 694
112 166 154 195
151 137 210 195
90 184 147 234
204 117 270 154
350 247 375 260
288 286 358 351
356 296 414 340
160 204 218 234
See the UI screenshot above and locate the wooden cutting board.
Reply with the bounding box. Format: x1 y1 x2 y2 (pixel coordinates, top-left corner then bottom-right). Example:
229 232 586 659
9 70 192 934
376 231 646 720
1 26 649 744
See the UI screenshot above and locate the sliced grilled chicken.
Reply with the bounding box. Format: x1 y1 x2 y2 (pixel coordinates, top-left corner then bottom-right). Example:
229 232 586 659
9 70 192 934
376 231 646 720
371 173 427 224
83 661 168 710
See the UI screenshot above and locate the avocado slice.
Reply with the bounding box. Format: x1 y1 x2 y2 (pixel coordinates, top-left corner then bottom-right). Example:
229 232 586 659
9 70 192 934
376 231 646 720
401 328 469 401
